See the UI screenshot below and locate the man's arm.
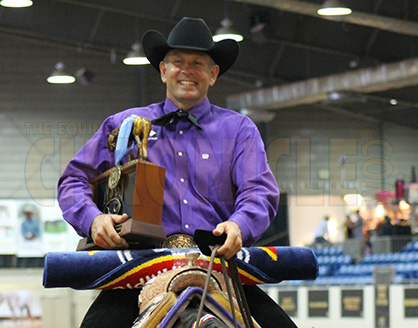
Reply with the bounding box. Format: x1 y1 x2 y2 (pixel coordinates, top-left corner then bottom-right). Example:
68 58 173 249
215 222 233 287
57 115 129 248
214 117 280 256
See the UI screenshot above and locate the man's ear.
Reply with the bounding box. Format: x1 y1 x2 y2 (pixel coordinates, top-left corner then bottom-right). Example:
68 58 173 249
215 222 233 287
209 65 220 86
159 61 167 83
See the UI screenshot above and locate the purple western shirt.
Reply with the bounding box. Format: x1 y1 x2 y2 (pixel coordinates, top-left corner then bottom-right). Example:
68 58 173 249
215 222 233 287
57 97 279 246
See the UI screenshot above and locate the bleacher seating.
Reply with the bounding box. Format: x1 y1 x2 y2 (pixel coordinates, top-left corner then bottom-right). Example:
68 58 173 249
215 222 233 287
288 241 418 286
403 241 418 252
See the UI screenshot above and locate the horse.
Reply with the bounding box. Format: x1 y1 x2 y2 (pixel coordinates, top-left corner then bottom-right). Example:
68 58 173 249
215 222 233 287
107 116 151 161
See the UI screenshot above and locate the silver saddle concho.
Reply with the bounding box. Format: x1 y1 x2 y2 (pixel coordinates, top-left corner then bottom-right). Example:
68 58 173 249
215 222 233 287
131 234 260 328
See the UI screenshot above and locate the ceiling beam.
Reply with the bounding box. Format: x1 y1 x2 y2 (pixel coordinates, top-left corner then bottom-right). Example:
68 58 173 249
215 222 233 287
233 0 418 37
226 57 418 110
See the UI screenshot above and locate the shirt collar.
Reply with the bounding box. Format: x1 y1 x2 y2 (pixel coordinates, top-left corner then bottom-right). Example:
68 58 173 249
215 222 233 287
163 97 210 122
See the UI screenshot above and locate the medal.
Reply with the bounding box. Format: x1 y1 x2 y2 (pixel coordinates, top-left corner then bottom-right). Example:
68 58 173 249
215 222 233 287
108 165 121 190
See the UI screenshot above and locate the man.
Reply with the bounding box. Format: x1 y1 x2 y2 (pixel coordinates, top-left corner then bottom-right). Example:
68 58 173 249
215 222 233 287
378 215 393 236
352 210 364 240
20 205 41 241
58 17 293 328
313 215 330 245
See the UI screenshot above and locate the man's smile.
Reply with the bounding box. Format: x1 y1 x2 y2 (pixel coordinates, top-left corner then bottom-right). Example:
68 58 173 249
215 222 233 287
178 80 197 86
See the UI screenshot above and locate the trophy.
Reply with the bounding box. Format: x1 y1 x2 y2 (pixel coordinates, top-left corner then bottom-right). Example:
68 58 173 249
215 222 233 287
77 116 166 251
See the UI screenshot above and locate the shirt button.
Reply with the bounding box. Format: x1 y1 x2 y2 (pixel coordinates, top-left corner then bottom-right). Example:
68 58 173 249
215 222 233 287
183 199 188 204
178 152 183 157
179 130 184 135
180 178 185 183
185 224 189 229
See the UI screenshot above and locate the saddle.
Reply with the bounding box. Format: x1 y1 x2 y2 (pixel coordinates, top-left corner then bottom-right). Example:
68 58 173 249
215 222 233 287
132 251 259 328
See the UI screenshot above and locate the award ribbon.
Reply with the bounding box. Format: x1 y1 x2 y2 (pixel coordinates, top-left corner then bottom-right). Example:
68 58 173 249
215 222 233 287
114 114 137 165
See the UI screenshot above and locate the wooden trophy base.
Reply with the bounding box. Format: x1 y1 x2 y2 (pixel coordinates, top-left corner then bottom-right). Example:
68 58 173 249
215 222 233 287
76 159 167 251
76 219 166 251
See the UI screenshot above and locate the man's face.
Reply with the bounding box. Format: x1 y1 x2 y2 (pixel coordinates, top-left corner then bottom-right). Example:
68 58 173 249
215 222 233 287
159 49 220 110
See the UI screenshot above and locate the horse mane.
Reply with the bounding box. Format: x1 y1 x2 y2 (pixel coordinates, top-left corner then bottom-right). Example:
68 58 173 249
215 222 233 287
174 299 229 328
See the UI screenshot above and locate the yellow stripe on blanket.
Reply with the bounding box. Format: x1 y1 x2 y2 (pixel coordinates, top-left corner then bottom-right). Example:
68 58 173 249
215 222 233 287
258 247 278 262
99 254 176 289
212 258 264 285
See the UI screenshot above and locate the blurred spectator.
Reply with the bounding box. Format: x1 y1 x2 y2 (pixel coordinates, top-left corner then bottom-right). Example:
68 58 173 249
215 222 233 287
344 214 353 239
378 215 394 236
20 205 41 241
313 216 331 245
393 218 412 236
352 210 364 240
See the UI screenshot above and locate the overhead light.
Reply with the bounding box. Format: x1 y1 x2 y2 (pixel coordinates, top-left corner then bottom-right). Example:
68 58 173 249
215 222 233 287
74 67 94 86
123 42 150 65
349 59 358 68
321 91 366 104
0 0 33 8
250 12 268 34
47 62 76 84
389 98 398 106
213 18 243 42
250 12 269 43
317 0 352 16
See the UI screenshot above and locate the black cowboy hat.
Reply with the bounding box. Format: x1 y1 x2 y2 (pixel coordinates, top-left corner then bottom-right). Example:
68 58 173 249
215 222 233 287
142 17 239 76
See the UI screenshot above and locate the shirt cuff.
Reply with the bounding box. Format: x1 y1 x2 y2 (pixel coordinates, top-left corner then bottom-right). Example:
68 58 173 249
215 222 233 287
81 206 103 237
229 213 251 247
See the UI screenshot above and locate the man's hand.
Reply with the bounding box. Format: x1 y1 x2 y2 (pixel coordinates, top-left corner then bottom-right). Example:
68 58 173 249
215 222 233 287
90 213 129 249
212 221 242 260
